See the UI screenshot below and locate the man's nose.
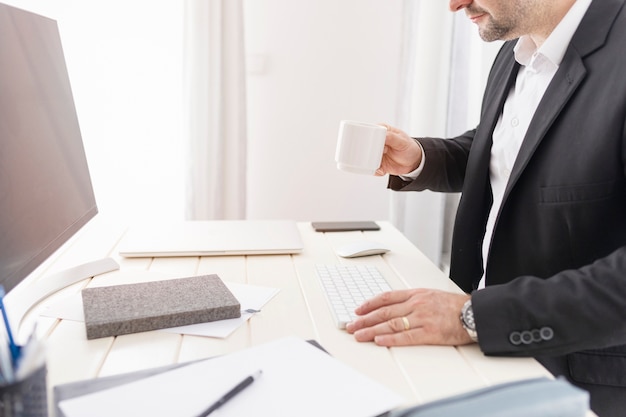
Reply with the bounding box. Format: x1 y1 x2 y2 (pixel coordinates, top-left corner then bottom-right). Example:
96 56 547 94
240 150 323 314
449 0 472 12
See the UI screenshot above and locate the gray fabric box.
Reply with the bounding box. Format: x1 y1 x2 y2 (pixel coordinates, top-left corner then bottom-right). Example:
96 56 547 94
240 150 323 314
81 274 240 339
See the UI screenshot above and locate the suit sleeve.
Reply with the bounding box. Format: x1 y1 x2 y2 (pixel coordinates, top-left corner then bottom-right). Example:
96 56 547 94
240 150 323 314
387 130 475 193
472 246 626 357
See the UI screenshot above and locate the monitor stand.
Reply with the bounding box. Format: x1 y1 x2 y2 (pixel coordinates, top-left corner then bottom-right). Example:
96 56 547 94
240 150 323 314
6 257 119 336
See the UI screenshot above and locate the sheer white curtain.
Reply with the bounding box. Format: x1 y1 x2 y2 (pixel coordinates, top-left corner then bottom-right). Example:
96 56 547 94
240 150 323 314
184 0 247 220
393 2 499 269
392 1 454 267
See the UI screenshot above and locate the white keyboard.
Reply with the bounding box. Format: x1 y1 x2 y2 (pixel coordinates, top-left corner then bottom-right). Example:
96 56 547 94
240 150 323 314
315 264 392 329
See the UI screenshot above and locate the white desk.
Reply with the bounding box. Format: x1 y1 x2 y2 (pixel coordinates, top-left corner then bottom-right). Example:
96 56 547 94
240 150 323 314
10 217 571 415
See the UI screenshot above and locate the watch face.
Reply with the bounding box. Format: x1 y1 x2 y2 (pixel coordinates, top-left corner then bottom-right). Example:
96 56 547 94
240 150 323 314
460 300 478 342
462 300 476 331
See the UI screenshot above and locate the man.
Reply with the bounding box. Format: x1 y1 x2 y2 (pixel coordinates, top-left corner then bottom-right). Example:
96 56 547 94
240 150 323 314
345 0 626 415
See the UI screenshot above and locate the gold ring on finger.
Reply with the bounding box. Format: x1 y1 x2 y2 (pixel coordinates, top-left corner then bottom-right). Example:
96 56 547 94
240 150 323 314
402 316 410 331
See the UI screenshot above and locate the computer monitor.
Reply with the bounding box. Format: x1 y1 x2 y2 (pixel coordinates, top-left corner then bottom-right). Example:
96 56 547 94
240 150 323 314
0 3 114 307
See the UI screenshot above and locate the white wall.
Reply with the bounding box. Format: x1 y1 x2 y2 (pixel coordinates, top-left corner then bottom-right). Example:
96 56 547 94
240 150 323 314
5 1 497 266
243 0 403 222
8 0 403 227
4 0 184 223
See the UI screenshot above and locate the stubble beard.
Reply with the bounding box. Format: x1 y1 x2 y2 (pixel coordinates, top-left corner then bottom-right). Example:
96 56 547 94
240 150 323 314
469 4 527 42
478 20 516 42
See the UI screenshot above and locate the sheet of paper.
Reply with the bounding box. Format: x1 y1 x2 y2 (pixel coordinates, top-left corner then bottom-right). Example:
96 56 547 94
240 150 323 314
58 336 405 417
40 282 279 338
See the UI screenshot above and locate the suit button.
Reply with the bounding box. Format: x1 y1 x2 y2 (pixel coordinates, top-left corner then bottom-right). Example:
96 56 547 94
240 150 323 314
509 331 522 345
531 329 542 343
521 331 534 344
540 327 554 341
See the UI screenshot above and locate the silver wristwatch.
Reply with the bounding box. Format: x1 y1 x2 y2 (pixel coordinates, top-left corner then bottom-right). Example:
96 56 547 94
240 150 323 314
460 299 478 342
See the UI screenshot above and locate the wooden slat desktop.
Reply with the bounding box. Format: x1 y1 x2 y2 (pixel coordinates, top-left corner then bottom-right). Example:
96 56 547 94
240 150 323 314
10 217 585 416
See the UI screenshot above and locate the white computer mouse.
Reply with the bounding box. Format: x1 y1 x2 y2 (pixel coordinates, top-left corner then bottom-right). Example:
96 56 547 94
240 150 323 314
336 241 391 258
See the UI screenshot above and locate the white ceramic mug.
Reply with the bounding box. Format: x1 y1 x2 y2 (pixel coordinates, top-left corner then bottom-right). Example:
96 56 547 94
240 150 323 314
335 120 386 175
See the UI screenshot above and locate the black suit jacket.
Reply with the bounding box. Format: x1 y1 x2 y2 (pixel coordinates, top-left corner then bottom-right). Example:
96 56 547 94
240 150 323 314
389 0 626 414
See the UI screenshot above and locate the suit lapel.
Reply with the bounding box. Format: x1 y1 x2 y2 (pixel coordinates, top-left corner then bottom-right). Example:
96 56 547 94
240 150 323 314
502 0 623 203
476 48 518 156
450 45 518 291
467 45 518 187
504 52 586 201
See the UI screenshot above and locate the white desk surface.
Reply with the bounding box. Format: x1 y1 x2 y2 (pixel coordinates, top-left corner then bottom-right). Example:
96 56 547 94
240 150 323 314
9 217 589 415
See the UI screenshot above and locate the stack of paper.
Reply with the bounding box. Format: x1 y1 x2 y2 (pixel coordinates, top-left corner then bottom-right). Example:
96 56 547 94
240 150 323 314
41 271 280 339
57 337 404 417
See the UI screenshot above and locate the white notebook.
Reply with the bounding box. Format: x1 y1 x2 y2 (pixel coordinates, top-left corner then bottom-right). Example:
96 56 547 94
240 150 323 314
58 336 404 417
118 220 303 257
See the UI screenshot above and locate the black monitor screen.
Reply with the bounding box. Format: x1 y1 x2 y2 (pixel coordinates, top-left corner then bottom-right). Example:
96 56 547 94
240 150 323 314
0 4 97 293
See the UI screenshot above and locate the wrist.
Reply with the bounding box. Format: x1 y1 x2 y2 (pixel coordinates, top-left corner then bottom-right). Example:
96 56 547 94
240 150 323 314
399 140 425 180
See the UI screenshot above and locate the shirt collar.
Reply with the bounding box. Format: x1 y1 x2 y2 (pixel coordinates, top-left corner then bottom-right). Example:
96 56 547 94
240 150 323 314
514 0 593 69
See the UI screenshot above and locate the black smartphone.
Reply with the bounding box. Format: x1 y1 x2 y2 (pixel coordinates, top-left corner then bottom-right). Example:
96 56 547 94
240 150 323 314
311 221 380 232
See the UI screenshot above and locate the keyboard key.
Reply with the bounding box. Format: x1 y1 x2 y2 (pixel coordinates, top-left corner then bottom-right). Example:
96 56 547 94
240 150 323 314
315 264 391 329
